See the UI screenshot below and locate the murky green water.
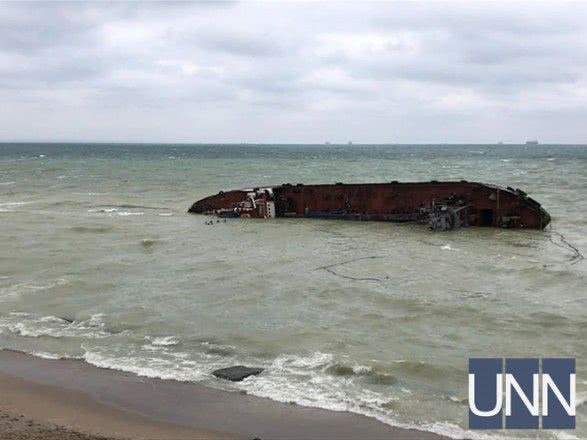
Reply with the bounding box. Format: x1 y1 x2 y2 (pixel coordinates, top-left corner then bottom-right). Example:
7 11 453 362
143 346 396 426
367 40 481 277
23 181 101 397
0 143 585 439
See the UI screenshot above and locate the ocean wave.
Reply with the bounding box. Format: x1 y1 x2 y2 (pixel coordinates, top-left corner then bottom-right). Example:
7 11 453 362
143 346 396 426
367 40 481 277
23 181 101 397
236 352 506 440
323 363 399 386
145 335 180 346
118 211 144 216
238 351 378 409
0 313 116 339
418 421 510 440
71 225 114 233
46 200 84 208
576 391 587 408
554 433 581 440
88 207 118 213
387 359 463 381
116 204 170 210
200 341 236 356
3 346 521 440
89 204 169 211
87 207 145 216
325 363 372 377
28 351 80 360
82 349 210 382
441 244 458 251
0 278 69 300
0 201 29 207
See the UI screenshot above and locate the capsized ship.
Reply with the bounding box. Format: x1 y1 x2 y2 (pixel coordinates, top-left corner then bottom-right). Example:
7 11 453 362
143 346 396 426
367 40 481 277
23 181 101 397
189 181 550 231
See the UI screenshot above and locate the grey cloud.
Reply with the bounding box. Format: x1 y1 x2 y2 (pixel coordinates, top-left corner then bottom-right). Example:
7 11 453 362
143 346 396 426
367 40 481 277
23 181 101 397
0 7 96 53
354 55 581 90
195 31 292 57
375 2 586 36
0 1 585 143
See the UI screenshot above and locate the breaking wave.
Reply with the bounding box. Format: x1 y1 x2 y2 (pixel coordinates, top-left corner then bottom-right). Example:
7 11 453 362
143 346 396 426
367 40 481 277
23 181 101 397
0 344 546 440
0 312 117 339
145 335 180 347
88 207 118 213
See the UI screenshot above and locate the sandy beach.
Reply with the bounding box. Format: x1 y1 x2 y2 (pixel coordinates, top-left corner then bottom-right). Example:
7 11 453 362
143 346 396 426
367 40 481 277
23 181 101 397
0 350 448 440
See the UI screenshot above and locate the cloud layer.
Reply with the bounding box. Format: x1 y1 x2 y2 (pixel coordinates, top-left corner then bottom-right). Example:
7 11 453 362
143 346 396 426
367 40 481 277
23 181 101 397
1 1 586 143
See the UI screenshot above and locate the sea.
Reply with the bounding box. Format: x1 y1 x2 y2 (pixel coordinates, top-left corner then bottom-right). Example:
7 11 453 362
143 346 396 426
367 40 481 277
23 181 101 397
0 143 585 439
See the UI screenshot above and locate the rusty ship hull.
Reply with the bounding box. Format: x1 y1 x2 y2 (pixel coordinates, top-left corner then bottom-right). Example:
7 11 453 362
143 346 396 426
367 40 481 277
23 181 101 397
189 181 550 230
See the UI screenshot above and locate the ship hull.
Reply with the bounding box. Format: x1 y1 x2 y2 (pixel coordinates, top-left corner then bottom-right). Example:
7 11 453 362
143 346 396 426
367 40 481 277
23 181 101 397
189 181 550 230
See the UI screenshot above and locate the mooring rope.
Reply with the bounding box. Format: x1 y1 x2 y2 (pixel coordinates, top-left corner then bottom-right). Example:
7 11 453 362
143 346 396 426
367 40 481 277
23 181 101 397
314 256 386 281
548 229 584 264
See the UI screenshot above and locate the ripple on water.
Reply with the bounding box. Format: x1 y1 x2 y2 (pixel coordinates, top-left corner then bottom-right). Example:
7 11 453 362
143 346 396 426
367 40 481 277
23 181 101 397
71 225 114 233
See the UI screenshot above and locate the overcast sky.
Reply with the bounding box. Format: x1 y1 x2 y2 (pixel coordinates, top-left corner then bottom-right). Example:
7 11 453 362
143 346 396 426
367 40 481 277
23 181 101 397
1 1 586 143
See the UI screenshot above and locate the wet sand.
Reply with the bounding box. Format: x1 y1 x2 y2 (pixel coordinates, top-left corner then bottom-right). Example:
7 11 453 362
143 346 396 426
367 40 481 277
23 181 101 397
0 350 449 440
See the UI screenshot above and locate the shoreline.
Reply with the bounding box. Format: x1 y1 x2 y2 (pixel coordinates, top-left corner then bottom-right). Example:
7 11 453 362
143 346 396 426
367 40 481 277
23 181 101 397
0 349 450 440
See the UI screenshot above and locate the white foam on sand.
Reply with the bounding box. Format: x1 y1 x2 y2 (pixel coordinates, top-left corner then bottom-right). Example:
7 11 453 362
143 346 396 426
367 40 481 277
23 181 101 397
29 351 78 360
8 345 515 440
237 351 507 440
554 433 581 440
82 349 211 382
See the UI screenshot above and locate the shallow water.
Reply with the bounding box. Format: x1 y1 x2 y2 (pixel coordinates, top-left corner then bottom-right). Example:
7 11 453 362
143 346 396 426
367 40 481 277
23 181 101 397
0 143 586 439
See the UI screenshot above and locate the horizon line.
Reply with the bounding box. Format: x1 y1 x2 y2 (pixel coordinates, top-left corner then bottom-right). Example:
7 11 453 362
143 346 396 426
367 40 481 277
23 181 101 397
1 141 586 146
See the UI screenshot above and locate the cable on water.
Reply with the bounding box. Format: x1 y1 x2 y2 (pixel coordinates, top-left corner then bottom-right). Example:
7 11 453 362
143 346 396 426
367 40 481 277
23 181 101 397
547 227 584 264
314 256 387 282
